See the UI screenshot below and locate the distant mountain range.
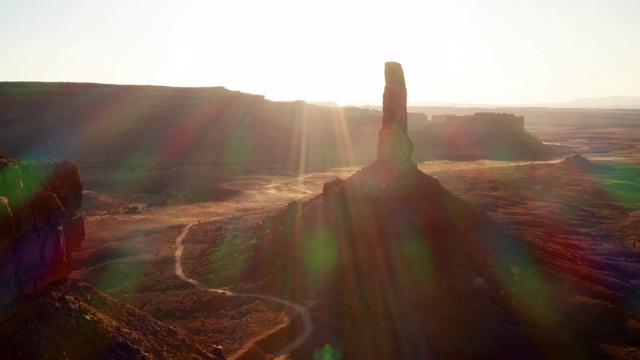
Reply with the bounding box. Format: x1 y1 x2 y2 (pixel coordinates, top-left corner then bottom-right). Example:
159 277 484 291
567 96 640 109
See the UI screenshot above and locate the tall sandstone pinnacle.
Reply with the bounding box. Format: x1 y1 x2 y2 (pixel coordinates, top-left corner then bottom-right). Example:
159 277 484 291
376 62 414 168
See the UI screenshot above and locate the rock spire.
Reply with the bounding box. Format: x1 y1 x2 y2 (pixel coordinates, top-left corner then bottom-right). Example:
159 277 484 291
376 62 414 167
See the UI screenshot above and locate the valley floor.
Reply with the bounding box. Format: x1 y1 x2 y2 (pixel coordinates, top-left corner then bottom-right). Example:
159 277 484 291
73 141 640 358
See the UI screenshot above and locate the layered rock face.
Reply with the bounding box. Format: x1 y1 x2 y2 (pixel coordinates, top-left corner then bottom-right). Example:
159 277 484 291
418 112 555 160
376 62 414 168
0 160 84 307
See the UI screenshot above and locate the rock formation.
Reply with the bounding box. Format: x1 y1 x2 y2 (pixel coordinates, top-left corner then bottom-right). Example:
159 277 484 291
0 278 225 359
248 158 548 358
376 62 415 168
234 63 636 358
0 155 226 358
237 63 541 358
557 154 608 173
0 159 84 308
418 112 556 160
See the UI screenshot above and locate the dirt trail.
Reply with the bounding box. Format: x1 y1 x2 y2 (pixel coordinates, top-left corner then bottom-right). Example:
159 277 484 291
174 221 314 359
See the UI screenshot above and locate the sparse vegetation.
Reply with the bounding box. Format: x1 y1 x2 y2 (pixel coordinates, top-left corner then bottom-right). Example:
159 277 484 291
122 205 140 214
0 146 13 167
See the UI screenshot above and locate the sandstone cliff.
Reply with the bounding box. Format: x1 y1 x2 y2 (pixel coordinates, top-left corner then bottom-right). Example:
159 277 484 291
0 154 227 359
416 112 556 160
0 82 388 173
0 159 84 307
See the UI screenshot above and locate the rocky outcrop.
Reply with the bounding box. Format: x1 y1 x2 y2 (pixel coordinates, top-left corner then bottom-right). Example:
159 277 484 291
0 159 84 308
248 160 548 358
376 62 414 168
434 112 525 130
417 112 556 160
0 278 224 359
0 156 227 358
239 64 539 358
236 63 629 358
557 154 608 173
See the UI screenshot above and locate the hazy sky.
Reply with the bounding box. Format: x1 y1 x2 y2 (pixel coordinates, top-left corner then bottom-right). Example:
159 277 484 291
1 0 639 105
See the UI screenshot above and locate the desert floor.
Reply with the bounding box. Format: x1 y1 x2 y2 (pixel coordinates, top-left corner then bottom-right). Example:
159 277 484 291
73 125 640 358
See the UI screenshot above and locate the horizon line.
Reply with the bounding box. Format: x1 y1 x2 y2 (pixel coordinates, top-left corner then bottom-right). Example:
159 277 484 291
2 80 639 110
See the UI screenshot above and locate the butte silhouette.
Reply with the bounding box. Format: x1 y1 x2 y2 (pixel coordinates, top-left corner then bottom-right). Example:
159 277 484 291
376 61 414 169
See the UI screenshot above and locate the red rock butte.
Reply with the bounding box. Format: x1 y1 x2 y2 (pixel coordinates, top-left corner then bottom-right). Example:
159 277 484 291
0 160 85 308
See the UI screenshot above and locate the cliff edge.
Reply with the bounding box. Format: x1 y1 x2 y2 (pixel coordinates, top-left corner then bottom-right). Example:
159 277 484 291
1 158 84 307
417 112 556 160
0 152 226 359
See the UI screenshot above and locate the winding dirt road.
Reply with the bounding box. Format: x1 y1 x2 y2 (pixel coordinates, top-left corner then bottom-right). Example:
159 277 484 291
174 221 314 359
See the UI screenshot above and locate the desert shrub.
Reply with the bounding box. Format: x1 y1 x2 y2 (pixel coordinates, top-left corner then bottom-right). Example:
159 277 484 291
186 187 206 203
123 205 140 214
0 147 14 168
